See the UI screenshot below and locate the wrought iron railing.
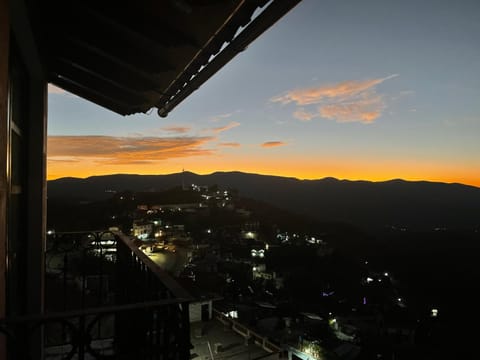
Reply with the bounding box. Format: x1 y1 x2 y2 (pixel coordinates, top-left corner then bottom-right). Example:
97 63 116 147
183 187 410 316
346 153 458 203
44 230 118 311
0 230 192 360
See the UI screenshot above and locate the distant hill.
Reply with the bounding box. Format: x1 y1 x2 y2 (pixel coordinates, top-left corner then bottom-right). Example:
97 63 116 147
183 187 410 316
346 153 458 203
47 172 480 230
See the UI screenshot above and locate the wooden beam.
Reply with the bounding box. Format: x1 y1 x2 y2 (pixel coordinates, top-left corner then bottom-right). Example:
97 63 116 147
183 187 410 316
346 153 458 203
50 76 140 115
50 39 168 92
76 1 198 49
51 59 150 106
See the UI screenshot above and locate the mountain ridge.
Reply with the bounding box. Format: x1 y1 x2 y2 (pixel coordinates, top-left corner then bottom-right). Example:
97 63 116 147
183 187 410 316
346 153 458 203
47 171 480 230
49 171 480 189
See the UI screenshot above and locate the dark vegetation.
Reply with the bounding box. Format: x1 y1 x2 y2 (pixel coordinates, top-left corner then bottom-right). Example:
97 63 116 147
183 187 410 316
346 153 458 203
48 171 480 230
47 174 480 357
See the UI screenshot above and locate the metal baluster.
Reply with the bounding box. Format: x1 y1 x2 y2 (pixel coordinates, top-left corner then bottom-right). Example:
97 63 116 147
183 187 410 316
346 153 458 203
81 248 86 309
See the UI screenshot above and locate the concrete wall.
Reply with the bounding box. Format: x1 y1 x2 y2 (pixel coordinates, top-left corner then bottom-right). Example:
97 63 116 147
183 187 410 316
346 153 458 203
189 300 212 323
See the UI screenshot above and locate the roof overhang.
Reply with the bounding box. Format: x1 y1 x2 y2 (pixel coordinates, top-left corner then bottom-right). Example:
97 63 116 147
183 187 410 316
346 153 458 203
36 0 301 117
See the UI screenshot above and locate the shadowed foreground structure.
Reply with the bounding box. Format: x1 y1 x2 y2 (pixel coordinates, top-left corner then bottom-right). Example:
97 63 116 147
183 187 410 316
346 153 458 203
0 0 301 358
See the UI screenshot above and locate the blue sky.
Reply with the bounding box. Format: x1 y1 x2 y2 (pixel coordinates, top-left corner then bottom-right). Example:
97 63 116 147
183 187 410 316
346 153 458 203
47 0 480 186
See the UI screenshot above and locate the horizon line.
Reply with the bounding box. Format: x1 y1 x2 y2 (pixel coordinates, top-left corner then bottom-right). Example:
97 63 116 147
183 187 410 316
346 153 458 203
47 171 480 189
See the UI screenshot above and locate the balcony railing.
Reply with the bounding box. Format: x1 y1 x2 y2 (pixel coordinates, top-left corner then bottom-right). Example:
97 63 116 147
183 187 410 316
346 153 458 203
0 230 192 360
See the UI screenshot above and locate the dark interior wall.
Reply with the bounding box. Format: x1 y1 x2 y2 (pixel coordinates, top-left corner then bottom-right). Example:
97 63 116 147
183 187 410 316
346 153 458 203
0 2 10 359
0 0 47 322
0 0 10 322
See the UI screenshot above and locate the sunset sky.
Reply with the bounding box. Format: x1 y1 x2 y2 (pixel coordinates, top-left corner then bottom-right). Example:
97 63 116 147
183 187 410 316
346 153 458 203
47 0 480 187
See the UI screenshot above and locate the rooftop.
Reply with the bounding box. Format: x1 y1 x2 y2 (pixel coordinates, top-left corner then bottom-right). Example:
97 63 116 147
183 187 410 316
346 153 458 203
190 319 277 360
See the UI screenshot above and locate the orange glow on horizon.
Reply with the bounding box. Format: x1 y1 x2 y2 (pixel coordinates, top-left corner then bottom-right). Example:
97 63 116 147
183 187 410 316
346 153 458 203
47 155 480 188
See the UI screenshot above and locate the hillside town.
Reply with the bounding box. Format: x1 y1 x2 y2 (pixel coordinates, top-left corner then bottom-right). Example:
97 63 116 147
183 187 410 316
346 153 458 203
71 183 439 360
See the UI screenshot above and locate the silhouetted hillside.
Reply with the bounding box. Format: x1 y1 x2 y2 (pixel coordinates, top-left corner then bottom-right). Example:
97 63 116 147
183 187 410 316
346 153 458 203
48 172 480 230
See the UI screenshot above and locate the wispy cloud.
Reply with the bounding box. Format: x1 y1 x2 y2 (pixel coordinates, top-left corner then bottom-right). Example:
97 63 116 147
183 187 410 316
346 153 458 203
162 126 191 134
219 142 241 147
271 74 398 124
209 121 241 134
48 157 81 163
293 108 316 121
48 135 214 166
319 94 384 124
261 141 287 148
271 74 398 105
210 112 233 122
